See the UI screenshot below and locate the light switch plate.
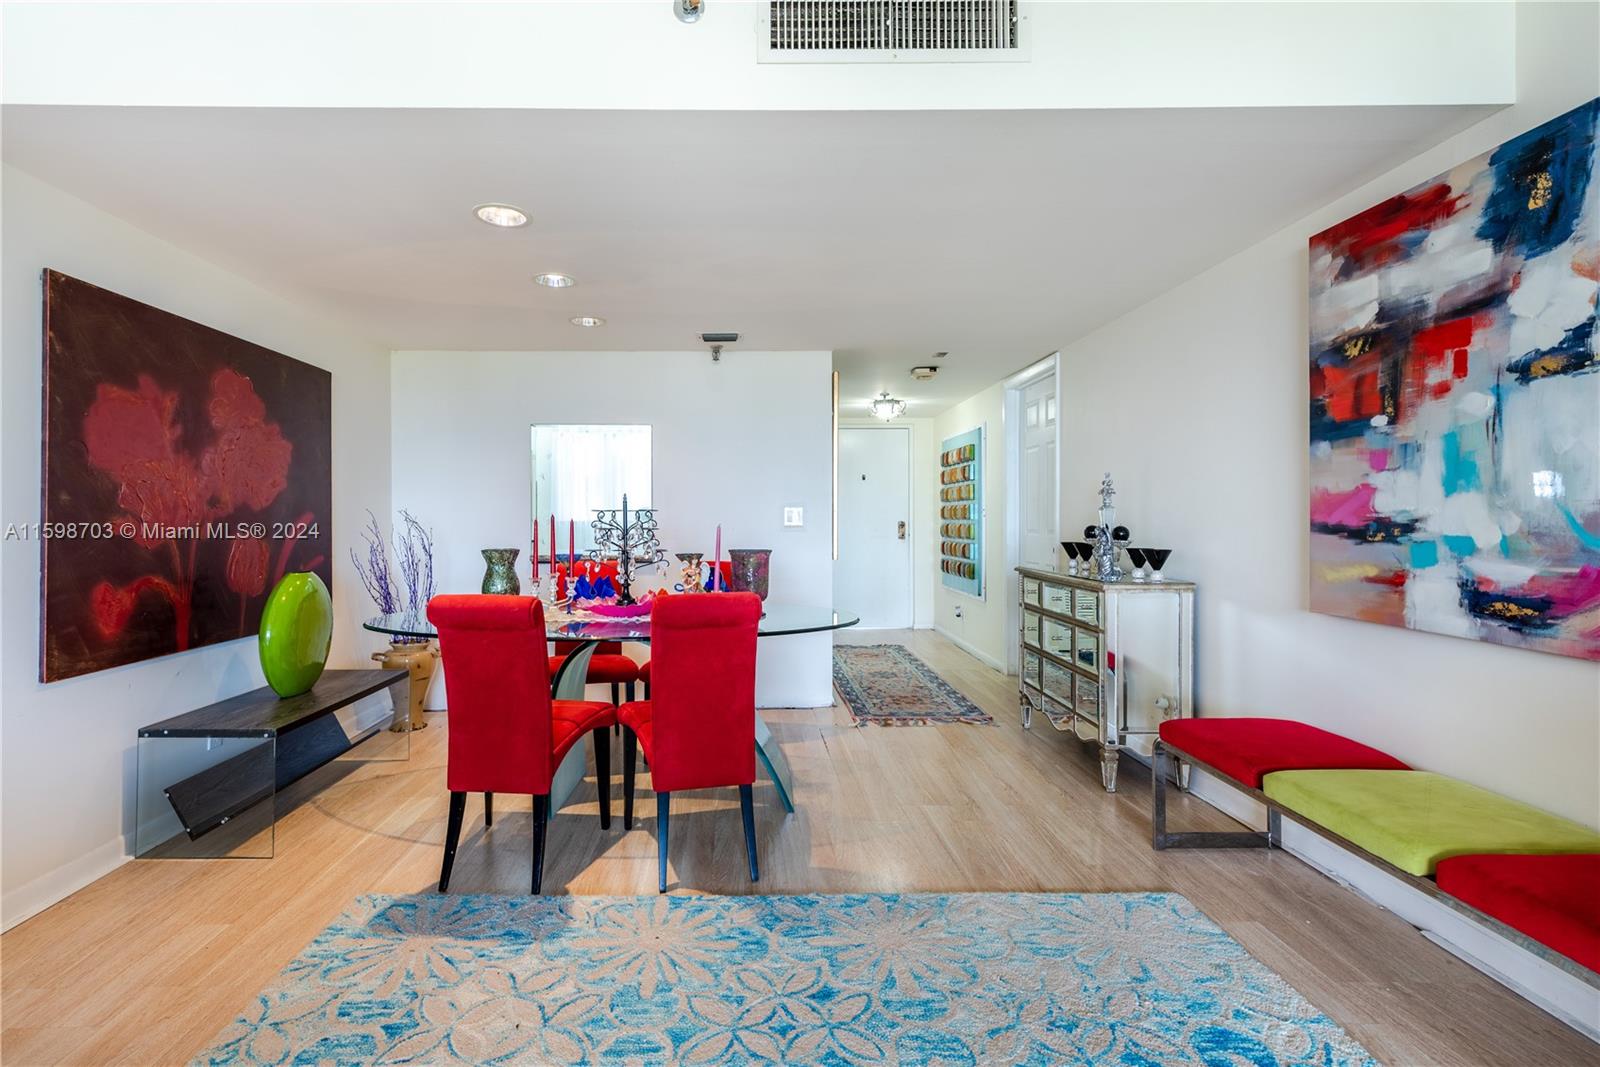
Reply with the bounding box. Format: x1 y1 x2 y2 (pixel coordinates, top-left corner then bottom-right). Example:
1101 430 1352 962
783 506 804 527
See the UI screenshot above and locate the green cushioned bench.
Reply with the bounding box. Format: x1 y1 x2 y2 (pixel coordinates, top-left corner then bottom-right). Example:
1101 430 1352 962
1262 770 1600 877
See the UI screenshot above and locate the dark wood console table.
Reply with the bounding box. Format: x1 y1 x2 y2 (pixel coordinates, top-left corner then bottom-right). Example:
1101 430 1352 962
135 669 408 858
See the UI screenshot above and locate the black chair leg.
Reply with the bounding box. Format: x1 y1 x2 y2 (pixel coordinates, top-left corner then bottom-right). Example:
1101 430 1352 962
657 791 671 893
439 791 466 892
532 794 549 893
484 792 493 827
739 783 759 883
610 681 620 706
625 681 636 702
623 727 637 830
593 727 611 829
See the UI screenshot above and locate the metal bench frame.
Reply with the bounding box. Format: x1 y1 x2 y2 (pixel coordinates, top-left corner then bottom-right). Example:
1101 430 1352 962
1151 738 1600 990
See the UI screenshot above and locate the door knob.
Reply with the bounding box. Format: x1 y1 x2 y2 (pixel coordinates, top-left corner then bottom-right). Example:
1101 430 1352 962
897 521 907 540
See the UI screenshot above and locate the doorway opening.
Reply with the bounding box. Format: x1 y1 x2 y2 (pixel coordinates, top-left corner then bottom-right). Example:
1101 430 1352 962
1004 354 1060 673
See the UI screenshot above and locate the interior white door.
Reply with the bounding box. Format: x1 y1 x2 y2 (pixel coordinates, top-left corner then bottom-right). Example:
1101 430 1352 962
834 426 912 628
1019 374 1057 569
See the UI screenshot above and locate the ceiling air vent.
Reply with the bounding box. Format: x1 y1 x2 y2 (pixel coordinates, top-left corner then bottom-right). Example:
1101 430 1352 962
759 1 1027 63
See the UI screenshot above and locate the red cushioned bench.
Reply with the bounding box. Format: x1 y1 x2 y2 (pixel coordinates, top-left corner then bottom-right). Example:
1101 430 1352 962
1153 717 1600 986
1151 717 1410 849
1436 854 1600 974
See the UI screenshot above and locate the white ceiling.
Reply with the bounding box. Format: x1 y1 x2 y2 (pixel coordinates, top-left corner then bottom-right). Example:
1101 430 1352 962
2 104 1494 417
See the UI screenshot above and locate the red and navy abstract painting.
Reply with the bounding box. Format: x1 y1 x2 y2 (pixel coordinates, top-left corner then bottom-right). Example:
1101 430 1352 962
40 271 332 682
1308 100 1599 661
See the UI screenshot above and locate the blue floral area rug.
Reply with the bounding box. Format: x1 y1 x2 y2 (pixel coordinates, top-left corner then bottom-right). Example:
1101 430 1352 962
195 892 1375 1066
833 644 994 725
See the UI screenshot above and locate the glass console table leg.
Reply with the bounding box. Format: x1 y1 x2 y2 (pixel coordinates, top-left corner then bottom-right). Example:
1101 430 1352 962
547 643 600 817
754 714 796 814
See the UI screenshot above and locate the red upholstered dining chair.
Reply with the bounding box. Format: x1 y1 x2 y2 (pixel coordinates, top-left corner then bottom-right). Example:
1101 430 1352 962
427 594 616 894
618 592 763 893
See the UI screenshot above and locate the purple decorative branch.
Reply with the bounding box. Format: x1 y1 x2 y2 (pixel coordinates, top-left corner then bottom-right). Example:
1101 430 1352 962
350 510 400 613
394 510 435 615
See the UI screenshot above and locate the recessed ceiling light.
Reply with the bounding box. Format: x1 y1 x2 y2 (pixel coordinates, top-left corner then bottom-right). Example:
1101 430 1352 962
570 316 606 327
534 273 576 288
474 203 528 227
910 366 939 380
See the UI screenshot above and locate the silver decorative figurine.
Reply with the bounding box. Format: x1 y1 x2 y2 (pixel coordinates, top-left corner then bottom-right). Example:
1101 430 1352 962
1090 473 1126 582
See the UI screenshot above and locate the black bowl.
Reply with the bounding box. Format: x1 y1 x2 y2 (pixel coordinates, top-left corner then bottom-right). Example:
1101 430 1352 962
1126 547 1148 568
1144 548 1172 571
1060 542 1080 560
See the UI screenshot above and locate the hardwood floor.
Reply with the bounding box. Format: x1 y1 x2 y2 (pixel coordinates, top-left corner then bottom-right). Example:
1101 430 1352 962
1 628 1591 1065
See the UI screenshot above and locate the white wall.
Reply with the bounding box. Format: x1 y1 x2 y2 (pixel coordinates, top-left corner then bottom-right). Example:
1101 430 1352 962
389 349 834 708
1057 0 1600 828
932 382 1010 669
1 2 1515 112
0 166 393 930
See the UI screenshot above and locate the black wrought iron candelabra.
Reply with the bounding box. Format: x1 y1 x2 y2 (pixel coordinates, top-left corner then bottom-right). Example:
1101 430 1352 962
589 494 667 604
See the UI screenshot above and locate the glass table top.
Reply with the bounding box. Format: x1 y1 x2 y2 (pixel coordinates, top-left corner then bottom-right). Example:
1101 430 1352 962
364 603 859 642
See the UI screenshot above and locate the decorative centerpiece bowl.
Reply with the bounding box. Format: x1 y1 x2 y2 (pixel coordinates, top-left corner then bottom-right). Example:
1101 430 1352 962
584 601 653 618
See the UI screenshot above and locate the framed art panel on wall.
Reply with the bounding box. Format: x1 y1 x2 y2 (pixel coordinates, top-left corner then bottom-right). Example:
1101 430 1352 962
1308 99 1598 661
939 425 985 598
40 270 334 682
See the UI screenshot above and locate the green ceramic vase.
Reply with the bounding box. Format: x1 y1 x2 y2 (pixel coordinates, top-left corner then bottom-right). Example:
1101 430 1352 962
258 571 334 698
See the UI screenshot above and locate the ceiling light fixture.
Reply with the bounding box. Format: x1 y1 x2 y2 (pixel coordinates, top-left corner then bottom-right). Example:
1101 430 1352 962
674 0 704 23
533 272 575 288
910 365 938 380
871 391 907 421
474 203 528 227
570 315 606 327
700 332 739 362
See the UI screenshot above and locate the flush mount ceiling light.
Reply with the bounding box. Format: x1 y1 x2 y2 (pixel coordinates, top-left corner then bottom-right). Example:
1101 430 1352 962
570 315 606 327
474 203 528 227
533 272 575 288
674 0 704 23
910 365 939 380
871 391 907 421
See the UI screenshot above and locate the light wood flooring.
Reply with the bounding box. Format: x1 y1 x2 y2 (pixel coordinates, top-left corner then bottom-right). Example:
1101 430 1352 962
1 629 1593 1065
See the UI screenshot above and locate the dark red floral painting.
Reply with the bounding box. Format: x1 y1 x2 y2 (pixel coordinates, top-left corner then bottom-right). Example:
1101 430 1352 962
40 271 332 681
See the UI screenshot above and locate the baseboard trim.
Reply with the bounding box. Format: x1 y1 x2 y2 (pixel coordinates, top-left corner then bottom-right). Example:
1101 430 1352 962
1186 769 1600 1041
2 833 129 932
930 625 1008 672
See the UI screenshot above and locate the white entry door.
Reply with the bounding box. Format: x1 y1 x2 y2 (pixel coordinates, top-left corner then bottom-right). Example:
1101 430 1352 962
1019 374 1057 569
834 426 912 628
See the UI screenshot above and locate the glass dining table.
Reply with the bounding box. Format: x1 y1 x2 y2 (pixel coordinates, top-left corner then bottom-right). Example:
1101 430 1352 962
364 603 858 815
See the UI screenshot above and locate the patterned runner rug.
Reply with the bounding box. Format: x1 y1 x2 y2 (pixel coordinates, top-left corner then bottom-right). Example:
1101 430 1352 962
196 892 1374 1066
832 643 994 725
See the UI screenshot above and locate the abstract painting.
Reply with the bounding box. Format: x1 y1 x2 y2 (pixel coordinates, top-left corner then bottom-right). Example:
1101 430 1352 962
41 271 332 681
1308 100 1599 661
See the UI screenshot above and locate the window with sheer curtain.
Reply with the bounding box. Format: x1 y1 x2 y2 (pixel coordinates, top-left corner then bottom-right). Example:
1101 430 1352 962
531 425 652 553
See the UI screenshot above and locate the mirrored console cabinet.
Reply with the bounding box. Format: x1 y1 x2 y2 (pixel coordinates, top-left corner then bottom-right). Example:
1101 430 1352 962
1016 566 1195 792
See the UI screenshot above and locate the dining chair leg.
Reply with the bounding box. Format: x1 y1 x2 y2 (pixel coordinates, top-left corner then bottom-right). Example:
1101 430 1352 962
739 784 759 883
592 727 611 829
610 682 620 706
657 791 671 893
531 794 550 894
484 792 493 827
623 727 637 830
439 791 467 893
625 681 636 702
